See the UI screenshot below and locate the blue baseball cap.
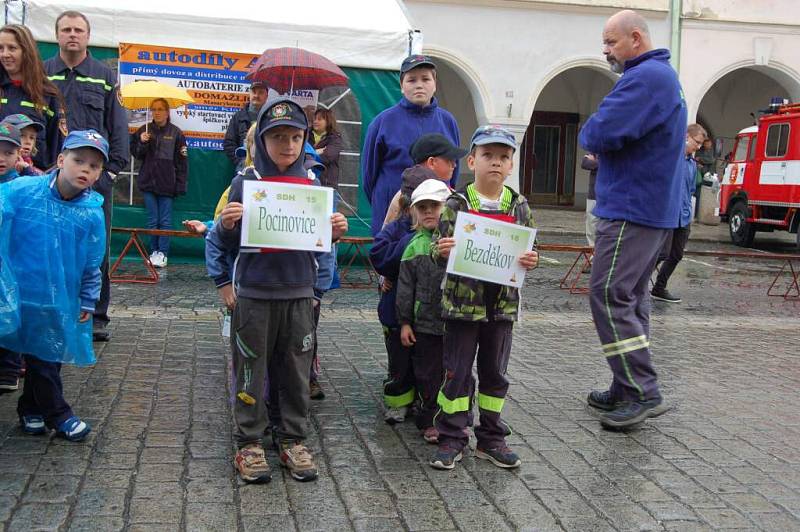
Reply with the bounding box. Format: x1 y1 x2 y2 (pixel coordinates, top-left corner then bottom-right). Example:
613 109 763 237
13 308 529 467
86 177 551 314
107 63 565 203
258 98 308 135
470 125 517 152
0 122 21 147
1 113 44 132
63 129 109 161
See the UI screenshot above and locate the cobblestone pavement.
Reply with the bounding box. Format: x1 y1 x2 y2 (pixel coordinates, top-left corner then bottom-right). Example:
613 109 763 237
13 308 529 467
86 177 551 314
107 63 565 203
1 251 799 531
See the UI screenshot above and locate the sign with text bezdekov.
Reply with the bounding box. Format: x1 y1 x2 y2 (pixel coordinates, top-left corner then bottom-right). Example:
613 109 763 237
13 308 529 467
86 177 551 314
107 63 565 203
446 211 536 288
240 180 333 252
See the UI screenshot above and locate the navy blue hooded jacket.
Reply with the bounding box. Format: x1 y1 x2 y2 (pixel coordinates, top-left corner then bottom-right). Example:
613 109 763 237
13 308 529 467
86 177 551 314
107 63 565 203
370 215 414 327
216 98 318 300
579 49 687 229
361 97 459 236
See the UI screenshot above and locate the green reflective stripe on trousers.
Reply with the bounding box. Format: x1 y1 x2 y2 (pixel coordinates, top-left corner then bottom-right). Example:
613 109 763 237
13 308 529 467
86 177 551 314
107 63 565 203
234 333 258 360
437 391 470 414
603 335 649 357
19 101 55 117
385 388 414 408
477 392 505 413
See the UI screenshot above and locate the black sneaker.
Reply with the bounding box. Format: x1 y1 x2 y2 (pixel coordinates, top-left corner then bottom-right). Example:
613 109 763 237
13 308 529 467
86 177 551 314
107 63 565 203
587 390 620 411
651 288 681 303
475 445 521 469
430 445 463 470
600 398 671 429
309 380 325 400
92 325 110 342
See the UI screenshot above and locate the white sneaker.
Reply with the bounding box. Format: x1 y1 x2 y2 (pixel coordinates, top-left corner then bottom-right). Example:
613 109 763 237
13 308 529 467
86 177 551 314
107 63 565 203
384 406 408 425
159 253 168 267
148 252 160 267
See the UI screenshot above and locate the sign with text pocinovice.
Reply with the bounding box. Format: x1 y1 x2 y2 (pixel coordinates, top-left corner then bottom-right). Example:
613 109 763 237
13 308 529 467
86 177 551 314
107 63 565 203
445 211 536 288
240 180 333 252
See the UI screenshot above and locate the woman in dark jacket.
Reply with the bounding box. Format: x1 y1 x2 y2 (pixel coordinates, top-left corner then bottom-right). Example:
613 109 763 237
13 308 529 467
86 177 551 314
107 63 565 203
0 24 64 169
131 98 188 268
311 108 343 189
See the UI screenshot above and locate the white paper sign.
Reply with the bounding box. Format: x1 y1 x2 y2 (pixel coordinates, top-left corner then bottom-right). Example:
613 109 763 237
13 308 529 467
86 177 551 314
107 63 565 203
445 211 536 288
240 180 333 252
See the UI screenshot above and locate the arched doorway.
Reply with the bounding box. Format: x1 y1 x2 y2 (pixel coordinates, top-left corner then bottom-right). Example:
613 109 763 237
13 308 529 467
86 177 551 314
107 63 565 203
697 65 800 167
521 65 615 207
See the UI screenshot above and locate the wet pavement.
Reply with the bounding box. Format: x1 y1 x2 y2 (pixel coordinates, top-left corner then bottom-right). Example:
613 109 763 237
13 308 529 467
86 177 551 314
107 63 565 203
1 239 799 531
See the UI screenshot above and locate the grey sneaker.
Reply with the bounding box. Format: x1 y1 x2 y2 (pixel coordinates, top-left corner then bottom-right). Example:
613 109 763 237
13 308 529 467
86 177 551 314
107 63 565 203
384 406 408 425
600 398 671 429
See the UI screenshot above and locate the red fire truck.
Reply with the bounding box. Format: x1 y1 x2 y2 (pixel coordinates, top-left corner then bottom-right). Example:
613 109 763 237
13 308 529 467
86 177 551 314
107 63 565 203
720 100 800 248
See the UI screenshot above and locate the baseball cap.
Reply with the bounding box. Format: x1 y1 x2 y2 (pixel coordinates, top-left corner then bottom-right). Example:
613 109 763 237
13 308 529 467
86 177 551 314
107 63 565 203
401 54 436 74
411 179 450 207
250 80 267 90
258 98 308 135
410 133 468 164
63 129 109 161
470 125 517 151
1 113 44 132
0 123 21 147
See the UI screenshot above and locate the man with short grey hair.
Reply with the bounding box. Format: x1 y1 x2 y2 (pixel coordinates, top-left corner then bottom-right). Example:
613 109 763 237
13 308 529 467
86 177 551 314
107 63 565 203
579 10 687 429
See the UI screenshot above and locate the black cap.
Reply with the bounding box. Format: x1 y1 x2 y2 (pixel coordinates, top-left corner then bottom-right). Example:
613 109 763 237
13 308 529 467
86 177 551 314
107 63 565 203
401 54 436 74
410 133 468 164
257 98 308 136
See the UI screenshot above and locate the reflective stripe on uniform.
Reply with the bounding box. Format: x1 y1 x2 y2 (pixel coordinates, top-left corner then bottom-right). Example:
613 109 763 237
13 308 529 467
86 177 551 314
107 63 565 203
19 101 55 117
437 390 470 414
385 388 415 408
477 392 505 413
602 335 650 357
48 74 112 91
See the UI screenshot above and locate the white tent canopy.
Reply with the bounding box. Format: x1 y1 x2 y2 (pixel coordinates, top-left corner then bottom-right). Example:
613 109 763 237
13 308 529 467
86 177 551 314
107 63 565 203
13 0 413 70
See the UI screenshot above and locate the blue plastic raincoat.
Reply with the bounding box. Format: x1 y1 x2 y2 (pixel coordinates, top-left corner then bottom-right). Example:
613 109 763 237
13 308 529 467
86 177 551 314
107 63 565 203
0 174 105 365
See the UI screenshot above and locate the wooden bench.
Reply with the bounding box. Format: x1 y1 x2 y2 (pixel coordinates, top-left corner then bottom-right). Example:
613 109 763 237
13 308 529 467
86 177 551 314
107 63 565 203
337 236 377 288
110 227 203 284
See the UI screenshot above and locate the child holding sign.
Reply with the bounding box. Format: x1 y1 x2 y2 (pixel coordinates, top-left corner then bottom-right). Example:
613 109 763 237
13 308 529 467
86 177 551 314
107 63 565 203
431 125 538 470
396 179 451 443
215 98 347 484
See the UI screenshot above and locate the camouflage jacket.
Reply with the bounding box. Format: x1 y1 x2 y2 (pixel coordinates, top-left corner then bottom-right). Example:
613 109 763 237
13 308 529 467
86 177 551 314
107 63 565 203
396 229 446 335
432 184 536 322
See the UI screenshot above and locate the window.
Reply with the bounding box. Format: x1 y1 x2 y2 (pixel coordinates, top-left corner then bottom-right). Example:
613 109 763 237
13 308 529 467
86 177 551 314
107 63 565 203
747 135 757 161
765 123 790 158
732 137 749 162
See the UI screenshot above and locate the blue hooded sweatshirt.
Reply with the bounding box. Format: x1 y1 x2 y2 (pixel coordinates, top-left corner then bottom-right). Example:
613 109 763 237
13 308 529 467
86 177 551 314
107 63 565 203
579 49 687 229
361 96 460 236
370 215 414 327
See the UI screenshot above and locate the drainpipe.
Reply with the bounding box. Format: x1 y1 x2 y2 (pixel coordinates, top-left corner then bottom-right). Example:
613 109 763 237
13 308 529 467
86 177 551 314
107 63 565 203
670 0 682 72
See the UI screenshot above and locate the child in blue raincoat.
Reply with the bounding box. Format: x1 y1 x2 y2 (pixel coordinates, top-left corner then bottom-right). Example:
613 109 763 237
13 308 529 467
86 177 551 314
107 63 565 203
0 130 108 442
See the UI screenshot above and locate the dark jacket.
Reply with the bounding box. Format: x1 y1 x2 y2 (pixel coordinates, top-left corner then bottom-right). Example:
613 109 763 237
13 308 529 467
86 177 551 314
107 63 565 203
361 97 460 236
217 99 318 301
0 70 63 169
131 121 188 197
45 53 130 176
432 184 536 322
397 228 445 335
579 49 687 229
312 130 343 188
222 106 257 167
370 215 414 327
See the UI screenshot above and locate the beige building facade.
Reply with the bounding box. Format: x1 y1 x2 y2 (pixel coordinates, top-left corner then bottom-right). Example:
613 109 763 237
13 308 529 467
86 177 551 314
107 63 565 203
404 0 800 207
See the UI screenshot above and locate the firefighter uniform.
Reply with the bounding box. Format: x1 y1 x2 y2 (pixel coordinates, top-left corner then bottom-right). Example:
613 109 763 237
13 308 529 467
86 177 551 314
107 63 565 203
45 53 131 330
432 184 535 452
0 71 63 169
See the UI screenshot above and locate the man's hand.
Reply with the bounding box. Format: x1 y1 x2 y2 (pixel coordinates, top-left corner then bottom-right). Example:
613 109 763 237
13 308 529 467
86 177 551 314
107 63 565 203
220 202 244 230
331 212 348 241
217 284 236 310
183 220 207 235
400 324 416 347
379 276 393 293
140 131 151 143
79 311 92 322
436 237 456 259
519 250 539 270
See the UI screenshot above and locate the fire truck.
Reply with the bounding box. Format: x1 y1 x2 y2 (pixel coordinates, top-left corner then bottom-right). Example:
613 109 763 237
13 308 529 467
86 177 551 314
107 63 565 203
720 99 800 248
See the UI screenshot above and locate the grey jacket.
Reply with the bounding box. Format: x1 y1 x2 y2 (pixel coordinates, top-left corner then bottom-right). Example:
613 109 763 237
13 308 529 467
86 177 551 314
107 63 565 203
396 228 446 335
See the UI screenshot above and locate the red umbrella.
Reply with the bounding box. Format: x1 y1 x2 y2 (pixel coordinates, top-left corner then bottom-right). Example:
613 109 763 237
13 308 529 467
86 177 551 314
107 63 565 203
247 47 349 93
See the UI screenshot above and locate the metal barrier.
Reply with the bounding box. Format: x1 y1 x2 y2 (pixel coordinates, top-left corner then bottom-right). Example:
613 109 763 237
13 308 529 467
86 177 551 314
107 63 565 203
110 228 203 284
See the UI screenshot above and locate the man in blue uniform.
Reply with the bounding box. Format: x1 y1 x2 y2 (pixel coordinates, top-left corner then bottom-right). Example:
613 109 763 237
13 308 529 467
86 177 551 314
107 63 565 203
45 10 130 342
579 10 687 429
